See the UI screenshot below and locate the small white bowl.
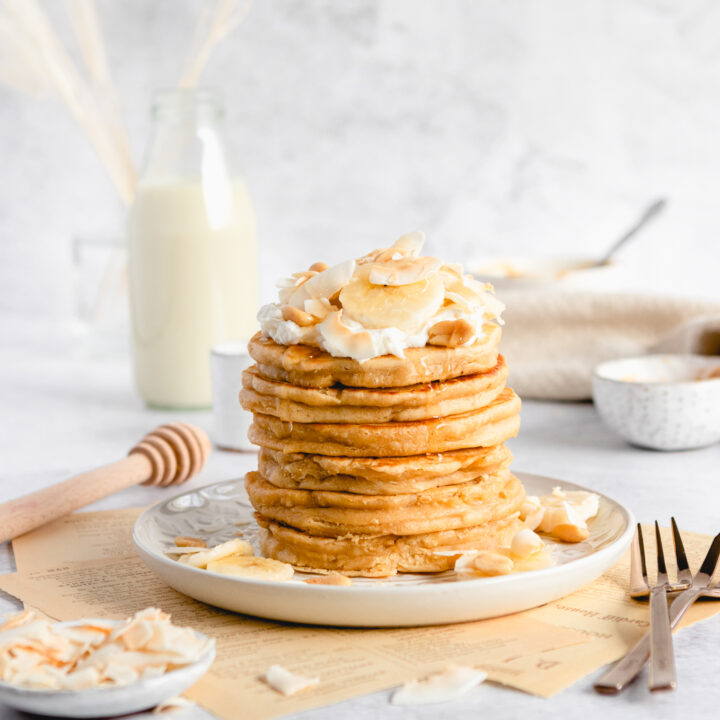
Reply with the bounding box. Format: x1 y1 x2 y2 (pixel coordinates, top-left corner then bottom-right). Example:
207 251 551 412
468 255 627 293
0 620 215 717
593 354 720 450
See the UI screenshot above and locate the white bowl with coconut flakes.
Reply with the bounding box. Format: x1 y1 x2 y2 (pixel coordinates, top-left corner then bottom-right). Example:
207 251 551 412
0 610 215 717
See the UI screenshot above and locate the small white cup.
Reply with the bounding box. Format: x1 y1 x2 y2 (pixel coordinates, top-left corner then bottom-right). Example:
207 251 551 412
211 342 254 451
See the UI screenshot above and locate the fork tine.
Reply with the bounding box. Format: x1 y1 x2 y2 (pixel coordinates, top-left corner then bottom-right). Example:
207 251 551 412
637 524 649 586
655 521 668 584
699 532 720 578
630 526 649 596
671 518 693 586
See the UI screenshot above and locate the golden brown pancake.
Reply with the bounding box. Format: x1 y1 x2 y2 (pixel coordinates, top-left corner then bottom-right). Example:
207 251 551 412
248 388 521 456
256 514 525 577
247 324 501 389
245 471 523 537
257 444 513 495
240 356 508 423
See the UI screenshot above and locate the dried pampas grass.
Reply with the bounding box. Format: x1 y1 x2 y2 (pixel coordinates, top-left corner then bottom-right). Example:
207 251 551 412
0 0 252 205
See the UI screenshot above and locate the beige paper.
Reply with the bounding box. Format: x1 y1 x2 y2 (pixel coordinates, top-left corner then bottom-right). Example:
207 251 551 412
1 511 718 717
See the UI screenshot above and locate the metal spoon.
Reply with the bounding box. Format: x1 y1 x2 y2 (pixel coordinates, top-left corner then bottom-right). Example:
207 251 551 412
594 197 667 267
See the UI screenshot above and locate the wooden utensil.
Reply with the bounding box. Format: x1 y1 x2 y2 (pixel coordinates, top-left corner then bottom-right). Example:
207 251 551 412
0 423 211 544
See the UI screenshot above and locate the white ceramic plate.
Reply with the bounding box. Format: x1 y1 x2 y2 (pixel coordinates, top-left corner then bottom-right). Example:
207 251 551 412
134 473 634 627
0 620 215 717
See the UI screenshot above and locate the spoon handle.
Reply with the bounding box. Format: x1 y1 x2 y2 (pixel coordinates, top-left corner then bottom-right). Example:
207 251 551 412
597 197 667 266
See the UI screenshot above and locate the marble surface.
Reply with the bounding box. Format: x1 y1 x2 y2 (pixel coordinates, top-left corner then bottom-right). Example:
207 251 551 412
0 313 719 720
3 0 720 325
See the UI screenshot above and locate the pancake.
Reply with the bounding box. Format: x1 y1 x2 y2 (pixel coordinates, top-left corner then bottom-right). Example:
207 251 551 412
247 324 501 389
258 444 513 495
246 471 523 537
240 356 508 423
248 388 521 457
256 514 525 577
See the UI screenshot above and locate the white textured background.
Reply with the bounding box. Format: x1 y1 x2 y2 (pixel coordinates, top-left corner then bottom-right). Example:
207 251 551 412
2 0 720 324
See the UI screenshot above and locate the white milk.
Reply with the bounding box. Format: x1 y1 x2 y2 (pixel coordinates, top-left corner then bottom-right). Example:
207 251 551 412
128 179 257 408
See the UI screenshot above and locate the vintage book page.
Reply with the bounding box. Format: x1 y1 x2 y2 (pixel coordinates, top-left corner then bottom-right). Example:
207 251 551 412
0 511 718 718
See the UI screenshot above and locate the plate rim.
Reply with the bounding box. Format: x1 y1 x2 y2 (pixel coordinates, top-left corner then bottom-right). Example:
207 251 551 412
133 471 635 597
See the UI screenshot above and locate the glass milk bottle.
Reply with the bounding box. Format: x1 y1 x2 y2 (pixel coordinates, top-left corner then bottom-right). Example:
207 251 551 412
128 88 257 408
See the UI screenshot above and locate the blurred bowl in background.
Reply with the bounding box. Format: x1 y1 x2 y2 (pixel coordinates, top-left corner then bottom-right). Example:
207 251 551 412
468 255 628 293
592 354 720 451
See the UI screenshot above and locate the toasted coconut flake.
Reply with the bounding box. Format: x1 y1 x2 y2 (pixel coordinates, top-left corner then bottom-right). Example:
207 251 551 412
391 665 487 705
0 608 213 691
265 664 319 696
154 696 196 713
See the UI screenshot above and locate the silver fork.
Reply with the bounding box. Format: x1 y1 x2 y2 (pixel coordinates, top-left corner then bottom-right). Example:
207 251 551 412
646 521 683 690
595 520 720 694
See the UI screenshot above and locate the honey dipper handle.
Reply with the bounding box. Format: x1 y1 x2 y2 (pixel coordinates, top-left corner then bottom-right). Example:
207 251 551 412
0 454 151 545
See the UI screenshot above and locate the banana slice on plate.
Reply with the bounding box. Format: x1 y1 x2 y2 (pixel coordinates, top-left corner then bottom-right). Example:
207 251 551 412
206 554 295 581
340 265 444 331
182 538 254 568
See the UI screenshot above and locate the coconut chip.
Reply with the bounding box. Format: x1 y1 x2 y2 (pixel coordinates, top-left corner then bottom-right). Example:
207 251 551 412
0 608 213 691
391 665 487 705
264 664 319 696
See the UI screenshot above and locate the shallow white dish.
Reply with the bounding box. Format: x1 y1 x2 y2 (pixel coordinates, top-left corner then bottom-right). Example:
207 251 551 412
134 473 633 627
468 255 627 293
593 354 720 451
0 620 214 717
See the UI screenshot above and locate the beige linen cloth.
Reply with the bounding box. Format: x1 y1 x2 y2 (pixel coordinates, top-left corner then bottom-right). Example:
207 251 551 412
501 292 720 400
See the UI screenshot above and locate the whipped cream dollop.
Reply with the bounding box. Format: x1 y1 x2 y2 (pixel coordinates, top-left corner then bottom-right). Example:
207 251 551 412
257 232 505 362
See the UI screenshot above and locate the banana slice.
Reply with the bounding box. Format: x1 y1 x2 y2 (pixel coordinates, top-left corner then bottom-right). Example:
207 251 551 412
183 538 254 568
340 265 444 330
368 256 441 286
207 554 294 581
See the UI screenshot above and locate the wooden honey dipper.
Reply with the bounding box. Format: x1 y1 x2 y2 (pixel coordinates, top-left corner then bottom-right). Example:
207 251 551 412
0 423 211 545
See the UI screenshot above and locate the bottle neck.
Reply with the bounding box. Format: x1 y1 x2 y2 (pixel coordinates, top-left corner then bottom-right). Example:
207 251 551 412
140 87 233 185
152 87 224 125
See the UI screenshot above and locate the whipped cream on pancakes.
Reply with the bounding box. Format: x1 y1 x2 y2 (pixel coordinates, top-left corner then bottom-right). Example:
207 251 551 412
258 232 504 362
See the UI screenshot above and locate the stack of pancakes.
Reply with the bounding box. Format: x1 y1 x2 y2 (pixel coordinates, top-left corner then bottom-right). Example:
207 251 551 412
240 323 523 577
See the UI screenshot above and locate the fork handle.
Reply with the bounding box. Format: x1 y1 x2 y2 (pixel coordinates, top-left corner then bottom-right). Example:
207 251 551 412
648 586 676 691
594 588 701 694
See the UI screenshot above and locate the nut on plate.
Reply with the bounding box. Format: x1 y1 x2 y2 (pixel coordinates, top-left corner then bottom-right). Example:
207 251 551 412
511 529 544 558
281 305 317 327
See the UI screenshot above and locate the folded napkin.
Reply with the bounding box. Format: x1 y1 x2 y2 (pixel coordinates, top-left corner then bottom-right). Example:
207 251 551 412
501 292 720 400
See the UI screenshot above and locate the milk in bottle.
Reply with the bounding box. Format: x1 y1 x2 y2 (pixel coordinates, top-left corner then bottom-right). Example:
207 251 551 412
128 89 257 408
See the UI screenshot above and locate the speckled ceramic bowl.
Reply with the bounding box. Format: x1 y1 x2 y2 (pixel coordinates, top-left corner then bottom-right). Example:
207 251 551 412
592 354 720 451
